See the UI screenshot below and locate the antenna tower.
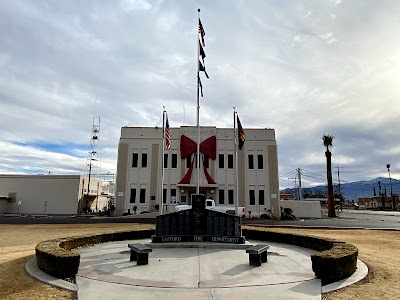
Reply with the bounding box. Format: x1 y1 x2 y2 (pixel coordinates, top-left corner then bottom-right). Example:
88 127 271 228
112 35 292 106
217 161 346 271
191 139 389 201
83 116 101 212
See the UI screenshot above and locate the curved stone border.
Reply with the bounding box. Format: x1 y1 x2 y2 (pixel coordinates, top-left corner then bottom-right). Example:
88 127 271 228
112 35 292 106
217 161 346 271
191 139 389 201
26 257 78 292
242 228 359 285
35 229 154 280
322 259 368 293
35 228 358 286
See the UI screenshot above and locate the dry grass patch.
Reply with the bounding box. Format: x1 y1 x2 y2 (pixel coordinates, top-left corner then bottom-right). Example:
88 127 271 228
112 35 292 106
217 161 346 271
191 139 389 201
0 223 154 300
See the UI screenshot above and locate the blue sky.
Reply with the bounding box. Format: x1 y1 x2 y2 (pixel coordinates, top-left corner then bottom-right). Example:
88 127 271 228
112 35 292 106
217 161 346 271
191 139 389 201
0 0 399 188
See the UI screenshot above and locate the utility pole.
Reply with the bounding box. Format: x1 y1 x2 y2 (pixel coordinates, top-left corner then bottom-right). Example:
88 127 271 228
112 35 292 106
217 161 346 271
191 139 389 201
335 166 343 211
297 168 303 201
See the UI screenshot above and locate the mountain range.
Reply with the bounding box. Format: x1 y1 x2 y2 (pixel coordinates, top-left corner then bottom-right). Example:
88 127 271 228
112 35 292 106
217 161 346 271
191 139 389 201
280 177 400 202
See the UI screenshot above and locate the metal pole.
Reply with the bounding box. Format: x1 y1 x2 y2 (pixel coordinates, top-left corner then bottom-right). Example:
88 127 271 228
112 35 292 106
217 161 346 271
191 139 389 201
297 168 303 201
387 164 393 209
196 9 201 195
234 108 238 216
161 107 165 215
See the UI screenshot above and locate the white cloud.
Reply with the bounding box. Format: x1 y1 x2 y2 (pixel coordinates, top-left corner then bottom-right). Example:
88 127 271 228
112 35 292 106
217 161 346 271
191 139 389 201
120 0 152 11
319 32 333 40
304 10 312 18
0 1 399 188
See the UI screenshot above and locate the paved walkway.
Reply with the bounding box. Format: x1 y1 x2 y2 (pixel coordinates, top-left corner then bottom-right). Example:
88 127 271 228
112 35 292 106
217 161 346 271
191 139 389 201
26 239 368 300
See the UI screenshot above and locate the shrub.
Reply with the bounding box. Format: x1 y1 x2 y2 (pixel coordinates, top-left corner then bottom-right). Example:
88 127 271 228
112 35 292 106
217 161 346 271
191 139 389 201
260 213 272 219
283 207 293 215
281 214 296 220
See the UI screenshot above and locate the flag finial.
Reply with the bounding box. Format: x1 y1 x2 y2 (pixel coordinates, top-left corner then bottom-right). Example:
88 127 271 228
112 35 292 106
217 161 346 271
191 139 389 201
198 8 200 12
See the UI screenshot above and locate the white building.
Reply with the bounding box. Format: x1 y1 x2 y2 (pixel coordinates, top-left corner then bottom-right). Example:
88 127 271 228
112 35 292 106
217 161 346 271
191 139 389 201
115 126 280 217
0 174 109 214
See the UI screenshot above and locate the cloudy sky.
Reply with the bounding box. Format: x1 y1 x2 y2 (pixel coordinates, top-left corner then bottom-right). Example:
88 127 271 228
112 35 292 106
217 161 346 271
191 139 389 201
1 0 399 189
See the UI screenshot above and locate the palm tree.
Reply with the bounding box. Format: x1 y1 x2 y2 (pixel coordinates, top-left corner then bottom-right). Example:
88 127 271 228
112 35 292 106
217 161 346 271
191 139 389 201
322 134 336 218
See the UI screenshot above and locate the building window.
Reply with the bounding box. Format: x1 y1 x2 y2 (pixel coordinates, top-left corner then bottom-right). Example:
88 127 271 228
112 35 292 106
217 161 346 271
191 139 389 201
248 155 254 169
164 154 168 168
249 189 255 205
163 188 167 204
219 189 225 204
228 154 233 169
228 189 234 205
219 154 224 168
186 156 191 168
259 190 265 205
130 188 136 203
132 153 138 168
258 154 264 169
171 188 177 204
204 155 209 168
181 195 187 203
140 188 146 203
142 153 148 168
172 154 177 168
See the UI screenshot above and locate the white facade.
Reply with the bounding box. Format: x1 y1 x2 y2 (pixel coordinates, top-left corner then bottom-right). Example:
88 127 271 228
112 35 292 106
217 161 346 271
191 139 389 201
280 200 322 218
116 126 280 217
0 175 107 214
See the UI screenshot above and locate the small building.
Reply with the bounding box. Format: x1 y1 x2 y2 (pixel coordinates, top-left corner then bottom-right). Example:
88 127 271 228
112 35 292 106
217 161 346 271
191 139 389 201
0 174 108 214
358 196 398 209
280 193 294 200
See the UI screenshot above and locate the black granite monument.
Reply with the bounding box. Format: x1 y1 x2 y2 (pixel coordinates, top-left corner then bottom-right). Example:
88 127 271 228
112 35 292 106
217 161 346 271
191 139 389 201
151 194 245 244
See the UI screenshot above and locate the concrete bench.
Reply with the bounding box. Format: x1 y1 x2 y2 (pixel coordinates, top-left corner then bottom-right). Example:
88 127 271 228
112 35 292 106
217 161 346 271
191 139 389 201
246 244 269 266
128 243 152 265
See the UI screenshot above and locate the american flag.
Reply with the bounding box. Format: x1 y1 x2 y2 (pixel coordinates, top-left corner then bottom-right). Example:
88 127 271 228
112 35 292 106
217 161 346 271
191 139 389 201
165 114 171 150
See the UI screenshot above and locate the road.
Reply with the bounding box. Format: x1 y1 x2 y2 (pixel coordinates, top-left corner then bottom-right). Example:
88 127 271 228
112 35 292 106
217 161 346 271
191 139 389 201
245 209 400 230
0 210 399 229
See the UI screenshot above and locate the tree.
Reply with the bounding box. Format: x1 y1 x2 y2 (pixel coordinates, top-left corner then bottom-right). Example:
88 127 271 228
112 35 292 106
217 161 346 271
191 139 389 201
322 134 336 217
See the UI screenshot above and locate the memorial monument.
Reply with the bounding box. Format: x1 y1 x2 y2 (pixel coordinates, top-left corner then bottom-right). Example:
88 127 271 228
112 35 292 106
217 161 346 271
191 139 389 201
151 194 245 244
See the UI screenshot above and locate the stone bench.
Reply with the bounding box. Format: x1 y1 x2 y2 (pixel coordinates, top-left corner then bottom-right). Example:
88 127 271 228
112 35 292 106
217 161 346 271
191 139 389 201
246 244 269 266
128 243 152 265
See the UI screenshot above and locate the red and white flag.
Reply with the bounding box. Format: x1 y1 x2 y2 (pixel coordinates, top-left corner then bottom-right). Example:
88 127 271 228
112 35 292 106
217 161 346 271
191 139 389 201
165 113 171 150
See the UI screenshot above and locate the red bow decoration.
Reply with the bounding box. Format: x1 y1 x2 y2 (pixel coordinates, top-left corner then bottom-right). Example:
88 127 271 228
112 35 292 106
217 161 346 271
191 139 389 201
178 135 216 184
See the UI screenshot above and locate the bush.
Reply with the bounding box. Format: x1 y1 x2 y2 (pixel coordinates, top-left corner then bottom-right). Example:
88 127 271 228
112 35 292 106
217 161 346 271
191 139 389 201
281 207 296 220
281 214 296 220
260 213 272 219
283 208 293 215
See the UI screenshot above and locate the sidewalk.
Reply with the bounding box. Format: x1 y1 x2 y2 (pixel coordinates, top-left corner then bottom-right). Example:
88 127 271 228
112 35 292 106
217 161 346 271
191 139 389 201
74 239 366 299
26 238 368 300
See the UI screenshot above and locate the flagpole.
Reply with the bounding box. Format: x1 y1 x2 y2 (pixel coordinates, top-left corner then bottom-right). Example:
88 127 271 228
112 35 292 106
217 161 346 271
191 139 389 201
161 107 165 215
196 8 201 195
234 107 239 216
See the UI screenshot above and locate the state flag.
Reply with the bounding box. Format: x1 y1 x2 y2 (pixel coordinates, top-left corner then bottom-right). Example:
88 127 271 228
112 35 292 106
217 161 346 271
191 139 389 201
237 115 245 150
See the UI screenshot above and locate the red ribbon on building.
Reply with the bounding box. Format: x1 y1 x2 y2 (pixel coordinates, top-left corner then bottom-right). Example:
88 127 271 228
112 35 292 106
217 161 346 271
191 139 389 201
178 135 216 184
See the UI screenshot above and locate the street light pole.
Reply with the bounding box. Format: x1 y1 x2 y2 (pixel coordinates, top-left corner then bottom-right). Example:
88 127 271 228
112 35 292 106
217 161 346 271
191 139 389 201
386 164 394 209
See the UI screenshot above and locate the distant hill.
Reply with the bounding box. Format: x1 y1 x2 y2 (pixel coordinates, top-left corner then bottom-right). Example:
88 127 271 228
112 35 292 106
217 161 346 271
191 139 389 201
280 177 400 201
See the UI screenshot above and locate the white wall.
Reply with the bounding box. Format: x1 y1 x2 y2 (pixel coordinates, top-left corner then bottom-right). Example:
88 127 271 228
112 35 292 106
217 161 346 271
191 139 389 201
0 175 81 214
0 199 7 213
280 200 321 218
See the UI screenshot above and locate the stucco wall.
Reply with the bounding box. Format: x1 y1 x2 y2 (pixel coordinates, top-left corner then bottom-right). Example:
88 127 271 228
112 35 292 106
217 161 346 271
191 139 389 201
280 200 321 218
0 175 82 214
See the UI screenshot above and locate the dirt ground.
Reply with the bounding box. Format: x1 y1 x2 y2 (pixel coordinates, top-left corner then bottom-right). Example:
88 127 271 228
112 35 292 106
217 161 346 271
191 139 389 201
0 224 399 299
